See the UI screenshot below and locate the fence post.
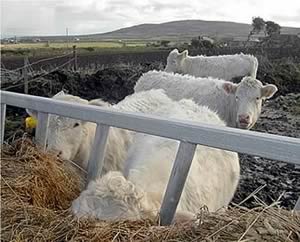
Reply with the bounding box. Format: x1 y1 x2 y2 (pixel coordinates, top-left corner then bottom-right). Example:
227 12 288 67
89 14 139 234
73 45 78 71
1 104 6 145
87 124 110 185
159 141 197 225
294 197 300 211
23 56 29 94
35 112 49 150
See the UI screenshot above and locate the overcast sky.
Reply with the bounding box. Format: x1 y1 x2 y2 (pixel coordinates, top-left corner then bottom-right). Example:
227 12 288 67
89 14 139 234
1 0 300 37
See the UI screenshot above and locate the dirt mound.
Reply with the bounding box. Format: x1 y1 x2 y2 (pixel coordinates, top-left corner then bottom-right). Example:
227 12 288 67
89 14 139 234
255 93 300 137
257 57 300 96
1 139 299 242
3 63 163 140
2 62 163 102
79 66 141 103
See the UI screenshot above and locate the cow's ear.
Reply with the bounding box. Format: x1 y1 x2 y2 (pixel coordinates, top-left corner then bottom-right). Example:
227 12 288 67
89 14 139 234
222 82 238 94
53 90 66 98
26 108 37 118
261 84 278 99
177 50 188 60
171 48 179 54
182 50 188 58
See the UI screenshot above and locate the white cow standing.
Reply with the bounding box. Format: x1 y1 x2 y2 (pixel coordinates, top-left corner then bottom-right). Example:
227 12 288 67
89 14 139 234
165 49 258 81
72 98 240 222
134 71 278 129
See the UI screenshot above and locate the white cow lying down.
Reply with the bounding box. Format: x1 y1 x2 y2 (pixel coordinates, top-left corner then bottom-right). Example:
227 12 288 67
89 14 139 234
134 71 278 129
71 98 240 222
164 49 258 81
26 89 175 175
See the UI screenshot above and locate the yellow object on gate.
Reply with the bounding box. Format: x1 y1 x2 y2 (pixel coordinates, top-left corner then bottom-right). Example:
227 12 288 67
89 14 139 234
25 116 37 129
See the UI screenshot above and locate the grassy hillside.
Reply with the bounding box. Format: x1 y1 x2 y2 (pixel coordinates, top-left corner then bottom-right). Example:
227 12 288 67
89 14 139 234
86 19 300 40
13 19 300 42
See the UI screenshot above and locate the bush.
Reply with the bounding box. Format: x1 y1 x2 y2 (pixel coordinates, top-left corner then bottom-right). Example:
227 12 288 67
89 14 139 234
191 38 214 49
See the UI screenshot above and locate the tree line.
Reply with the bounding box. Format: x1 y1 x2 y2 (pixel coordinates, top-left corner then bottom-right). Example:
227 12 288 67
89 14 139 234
248 17 281 40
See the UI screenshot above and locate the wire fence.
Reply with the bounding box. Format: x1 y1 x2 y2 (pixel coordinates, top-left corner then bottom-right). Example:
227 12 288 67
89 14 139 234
1 47 78 93
2 58 75 91
1 52 73 74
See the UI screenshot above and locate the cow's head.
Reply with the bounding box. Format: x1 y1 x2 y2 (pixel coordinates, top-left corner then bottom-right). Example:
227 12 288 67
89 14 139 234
164 49 188 73
222 77 278 129
26 92 108 166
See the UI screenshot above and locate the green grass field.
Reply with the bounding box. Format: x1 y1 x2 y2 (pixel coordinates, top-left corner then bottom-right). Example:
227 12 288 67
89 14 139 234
1 42 120 49
0 40 155 57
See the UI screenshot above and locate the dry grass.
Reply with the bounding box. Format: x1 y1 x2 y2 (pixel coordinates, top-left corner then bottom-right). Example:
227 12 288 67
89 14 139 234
1 138 84 209
1 138 300 242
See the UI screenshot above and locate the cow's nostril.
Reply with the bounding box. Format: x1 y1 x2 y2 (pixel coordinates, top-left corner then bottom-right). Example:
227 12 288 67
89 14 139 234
57 151 63 157
239 114 250 122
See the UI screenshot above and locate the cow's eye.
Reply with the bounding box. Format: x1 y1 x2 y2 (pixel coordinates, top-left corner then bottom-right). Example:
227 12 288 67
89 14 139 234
73 123 80 128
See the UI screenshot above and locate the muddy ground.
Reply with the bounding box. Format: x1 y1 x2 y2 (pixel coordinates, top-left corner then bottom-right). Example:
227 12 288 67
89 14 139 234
2 63 300 210
233 93 300 209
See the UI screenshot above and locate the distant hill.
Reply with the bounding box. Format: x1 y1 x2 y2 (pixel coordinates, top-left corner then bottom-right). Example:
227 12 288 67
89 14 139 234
15 19 300 42
85 20 300 40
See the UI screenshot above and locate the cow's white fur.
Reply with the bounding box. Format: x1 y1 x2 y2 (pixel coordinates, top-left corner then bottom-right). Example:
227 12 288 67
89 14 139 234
72 99 240 221
164 49 258 81
134 70 278 129
26 89 181 174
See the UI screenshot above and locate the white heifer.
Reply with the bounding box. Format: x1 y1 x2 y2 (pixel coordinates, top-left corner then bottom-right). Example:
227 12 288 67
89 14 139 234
134 71 278 129
26 89 176 175
164 49 258 81
71 99 240 222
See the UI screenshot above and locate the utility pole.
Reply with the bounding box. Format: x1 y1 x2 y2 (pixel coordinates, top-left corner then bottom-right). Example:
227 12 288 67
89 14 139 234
66 27 69 49
23 56 29 94
73 45 78 71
